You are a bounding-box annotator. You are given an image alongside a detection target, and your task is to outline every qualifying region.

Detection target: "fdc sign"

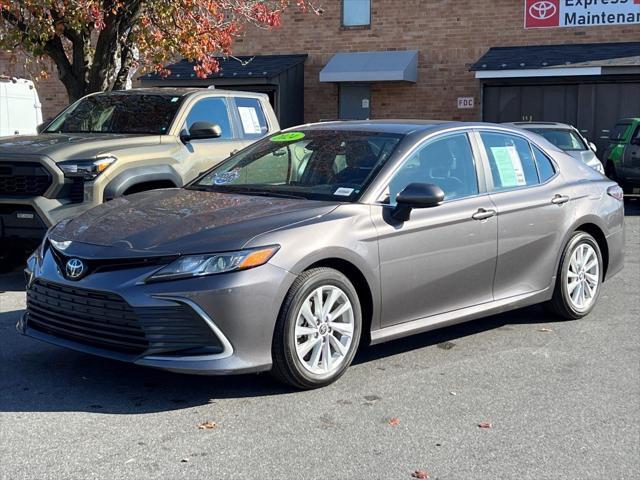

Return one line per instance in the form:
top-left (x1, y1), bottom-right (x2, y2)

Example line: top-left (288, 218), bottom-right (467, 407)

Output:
top-left (524, 0), bottom-right (640, 28)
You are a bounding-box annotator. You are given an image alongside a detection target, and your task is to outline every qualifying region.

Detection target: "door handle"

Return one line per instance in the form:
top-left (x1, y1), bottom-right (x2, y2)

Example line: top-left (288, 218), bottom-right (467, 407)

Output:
top-left (551, 194), bottom-right (570, 205)
top-left (472, 208), bottom-right (497, 221)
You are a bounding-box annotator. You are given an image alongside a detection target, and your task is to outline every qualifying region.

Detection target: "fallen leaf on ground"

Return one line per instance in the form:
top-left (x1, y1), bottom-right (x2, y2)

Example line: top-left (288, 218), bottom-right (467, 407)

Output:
top-left (537, 327), bottom-right (553, 332)
top-left (388, 417), bottom-right (400, 426)
top-left (197, 421), bottom-right (218, 430)
top-left (411, 470), bottom-right (430, 479)
top-left (478, 422), bottom-right (492, 429)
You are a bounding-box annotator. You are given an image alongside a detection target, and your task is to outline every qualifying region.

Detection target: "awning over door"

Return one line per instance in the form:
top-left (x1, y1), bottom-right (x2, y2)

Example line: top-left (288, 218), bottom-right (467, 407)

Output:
top-left (319, 50), bottom-right (418, 83)
top-left (471, 42), bottom-right (640, 79)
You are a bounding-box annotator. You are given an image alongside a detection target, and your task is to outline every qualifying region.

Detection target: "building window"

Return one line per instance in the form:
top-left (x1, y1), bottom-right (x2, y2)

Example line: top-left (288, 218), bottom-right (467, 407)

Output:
top-left (342, 0), bottom-right (370, 27)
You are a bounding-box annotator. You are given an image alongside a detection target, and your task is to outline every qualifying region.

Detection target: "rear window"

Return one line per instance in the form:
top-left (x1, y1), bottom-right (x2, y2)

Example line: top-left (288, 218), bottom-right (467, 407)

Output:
top-left (235, 97), bottom-right (269, 139)
top-left (609, 123), bottom-right (631, 143)
top-left (529, 128), bottom-right (586, 151)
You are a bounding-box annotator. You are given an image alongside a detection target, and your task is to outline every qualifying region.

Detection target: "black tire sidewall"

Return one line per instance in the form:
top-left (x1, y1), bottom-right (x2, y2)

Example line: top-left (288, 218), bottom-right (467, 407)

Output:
top-left (280, 269), bottom-right (361, 388)
top-left (558, 232), bottom-right (603, 317)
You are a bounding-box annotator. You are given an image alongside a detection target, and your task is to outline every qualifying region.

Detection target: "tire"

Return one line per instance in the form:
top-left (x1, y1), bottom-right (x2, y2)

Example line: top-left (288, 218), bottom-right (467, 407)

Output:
top-left (544, 231), bottom-right (603, 320)
top-left (271, 267), bottom-right (362, 389)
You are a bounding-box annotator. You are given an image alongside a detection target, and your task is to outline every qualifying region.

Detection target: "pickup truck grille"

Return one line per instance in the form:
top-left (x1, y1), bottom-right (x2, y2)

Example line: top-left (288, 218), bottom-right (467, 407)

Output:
top-left (0, 161), bottom-right (52, 197)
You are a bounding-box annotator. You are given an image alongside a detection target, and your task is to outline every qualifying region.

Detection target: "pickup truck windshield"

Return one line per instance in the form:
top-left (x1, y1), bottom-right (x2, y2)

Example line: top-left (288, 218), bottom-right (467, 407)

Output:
top-left (189, 130), bottom-right (404, 201)
top-left (45, 93), bottom-right (183, 135)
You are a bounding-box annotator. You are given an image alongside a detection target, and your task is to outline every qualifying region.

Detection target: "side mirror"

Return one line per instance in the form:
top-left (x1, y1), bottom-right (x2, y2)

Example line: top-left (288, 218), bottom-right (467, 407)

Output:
top-left (180, 122), bottom-right (222, 143)
top-left (588, 141), bottom-right (598, 152)
top-left (392, 183), bottom-right (445, 221)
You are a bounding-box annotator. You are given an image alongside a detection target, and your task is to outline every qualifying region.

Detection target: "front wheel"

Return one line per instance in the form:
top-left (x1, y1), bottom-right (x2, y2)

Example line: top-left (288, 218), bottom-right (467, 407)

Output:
top-left (545, 231), bottom-right (603, 320)
top-left (271, 268), bottom-right (362, 389)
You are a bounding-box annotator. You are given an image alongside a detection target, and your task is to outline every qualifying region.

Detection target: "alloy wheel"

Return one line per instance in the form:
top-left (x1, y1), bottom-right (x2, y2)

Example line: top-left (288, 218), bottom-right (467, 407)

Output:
top-left (566, 243), bottom-right (600, 311)
top-left (294, 285), bottom-right (355, 375)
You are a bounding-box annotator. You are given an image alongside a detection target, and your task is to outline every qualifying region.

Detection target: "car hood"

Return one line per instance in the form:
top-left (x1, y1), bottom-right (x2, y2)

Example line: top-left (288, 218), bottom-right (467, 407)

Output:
top-left (0, 133), bottom-right (160, 161)
top-left (49, 189), bottom-right (338, 257)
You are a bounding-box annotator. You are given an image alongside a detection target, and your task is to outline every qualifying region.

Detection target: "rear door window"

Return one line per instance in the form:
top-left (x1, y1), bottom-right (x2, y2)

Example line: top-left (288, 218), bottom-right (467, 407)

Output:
top-left (234, 97), bottom-right (269, 139)
top-left (480, 132), bottom-right (540, 191)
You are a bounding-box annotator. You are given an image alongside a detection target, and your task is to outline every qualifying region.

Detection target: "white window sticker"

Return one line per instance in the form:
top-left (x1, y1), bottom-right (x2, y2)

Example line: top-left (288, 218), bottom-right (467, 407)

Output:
top-left (238, 106), bottom-right (262, 134)
top-left (334, 187), bottom-right (355, 196)
top-left (491, 146), bottom-right (527, 187)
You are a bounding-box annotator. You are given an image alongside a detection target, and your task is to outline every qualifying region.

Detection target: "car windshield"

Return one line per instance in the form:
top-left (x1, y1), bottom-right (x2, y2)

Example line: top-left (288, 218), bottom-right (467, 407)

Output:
top-left (44, 93), bottom-right (184, 135)
top-left (188, 130), bottom-right (404, 201)
top-left (608, 123), bottom-right (631, 143)
top-left (529, 128), bottom-right (587, 151)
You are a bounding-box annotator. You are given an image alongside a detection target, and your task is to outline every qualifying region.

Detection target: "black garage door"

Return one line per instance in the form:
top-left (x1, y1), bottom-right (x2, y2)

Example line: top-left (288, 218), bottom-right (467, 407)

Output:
top-left (483, 80), bottom-right (640, 153)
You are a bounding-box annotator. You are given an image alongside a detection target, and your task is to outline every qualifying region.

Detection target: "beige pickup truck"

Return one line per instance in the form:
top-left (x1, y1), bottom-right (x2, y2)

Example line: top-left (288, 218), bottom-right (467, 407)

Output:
top-left (0, 88), bottom-right (279, 266)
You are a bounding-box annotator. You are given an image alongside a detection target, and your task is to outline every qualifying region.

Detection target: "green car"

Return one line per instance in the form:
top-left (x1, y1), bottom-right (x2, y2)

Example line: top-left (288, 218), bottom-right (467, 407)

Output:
top-left (604, 118), bottom-right (640, 194)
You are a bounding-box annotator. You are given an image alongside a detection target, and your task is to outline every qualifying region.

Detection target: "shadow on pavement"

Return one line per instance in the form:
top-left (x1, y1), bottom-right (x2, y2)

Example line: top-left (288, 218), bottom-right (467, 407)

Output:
top-left (0, 271), bottom-right (25, 293)
top-left (624, 196), bottom-right (640, 216)
top-left (0, 303), bottom-right (553, 415)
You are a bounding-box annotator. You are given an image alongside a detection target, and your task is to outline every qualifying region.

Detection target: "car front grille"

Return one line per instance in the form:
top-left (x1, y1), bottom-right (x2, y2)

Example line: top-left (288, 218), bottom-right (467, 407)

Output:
top-left (26, 280), bottom-right (223, 356)
top-left (0, 161), bottom-right (52, 197)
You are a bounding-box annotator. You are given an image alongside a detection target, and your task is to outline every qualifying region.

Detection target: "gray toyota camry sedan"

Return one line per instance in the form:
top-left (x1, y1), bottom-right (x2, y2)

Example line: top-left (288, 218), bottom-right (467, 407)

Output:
top-left (20, 121), bottom-right (625, 389)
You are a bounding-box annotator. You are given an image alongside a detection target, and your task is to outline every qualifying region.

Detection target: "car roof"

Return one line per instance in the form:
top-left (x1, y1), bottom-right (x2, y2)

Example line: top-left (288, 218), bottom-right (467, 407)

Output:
top-left (285, 120), bottom-right (556, 137)
top-left (505, 121), bottom-right (575, 130)
top-left (89, 87), bottom-right (261, 98)
top-left (286, 120), bottom-right (469, 135)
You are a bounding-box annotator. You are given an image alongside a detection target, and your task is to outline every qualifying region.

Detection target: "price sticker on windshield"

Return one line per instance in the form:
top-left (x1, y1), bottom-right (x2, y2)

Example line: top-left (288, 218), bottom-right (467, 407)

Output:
top-left (271, 132), bottom-right (305, 142)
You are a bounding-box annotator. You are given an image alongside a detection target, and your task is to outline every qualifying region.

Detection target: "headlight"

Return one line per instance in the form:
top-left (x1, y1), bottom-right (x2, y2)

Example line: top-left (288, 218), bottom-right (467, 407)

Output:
top-left (58, 156), bottom-right (116, 180)
top-left (146, 246), bottom-right (280, 282)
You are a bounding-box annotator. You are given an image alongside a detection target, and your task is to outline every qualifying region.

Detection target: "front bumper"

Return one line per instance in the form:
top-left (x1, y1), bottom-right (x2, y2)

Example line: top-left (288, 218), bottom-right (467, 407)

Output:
top-left (0, 195), bottom-right (96, 240)
top-left (20, 247), bottom-right (297, 375)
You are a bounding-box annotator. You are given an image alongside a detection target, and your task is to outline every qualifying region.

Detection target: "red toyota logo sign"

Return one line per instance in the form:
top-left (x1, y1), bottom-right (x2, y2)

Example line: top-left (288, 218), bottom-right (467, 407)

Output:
top-left (525, 0), bottom-right (560, 28)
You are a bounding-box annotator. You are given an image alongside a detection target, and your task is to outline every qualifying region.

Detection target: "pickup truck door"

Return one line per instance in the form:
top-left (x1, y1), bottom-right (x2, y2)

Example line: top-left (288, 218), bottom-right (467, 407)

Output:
top-left (179, 97), bottom-right (243, 182)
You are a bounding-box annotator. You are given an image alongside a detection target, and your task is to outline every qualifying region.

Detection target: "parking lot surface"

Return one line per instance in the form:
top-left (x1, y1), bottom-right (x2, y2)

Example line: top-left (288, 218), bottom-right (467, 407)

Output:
top-left (1, 200), bottom-right (638, 480)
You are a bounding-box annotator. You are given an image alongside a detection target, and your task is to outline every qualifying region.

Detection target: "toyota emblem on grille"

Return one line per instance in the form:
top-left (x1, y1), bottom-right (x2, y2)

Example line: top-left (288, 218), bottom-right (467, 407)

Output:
top-left (529, 1), bottom-right (557, 20)
top-left (65, 258), bottom-right (85, 279)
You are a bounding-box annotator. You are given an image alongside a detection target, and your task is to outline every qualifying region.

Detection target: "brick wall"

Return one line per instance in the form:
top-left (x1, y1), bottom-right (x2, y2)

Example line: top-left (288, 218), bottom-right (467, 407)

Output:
top-left (0, 52), bottom-right (69, 120)
top-left (232, 0), bottom-right (640, 123)
top-left (2, 0), bottom-right (639, 122)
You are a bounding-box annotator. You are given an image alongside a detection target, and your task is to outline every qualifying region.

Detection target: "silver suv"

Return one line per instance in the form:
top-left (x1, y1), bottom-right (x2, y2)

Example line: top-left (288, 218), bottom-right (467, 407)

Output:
top-left (0, 88), bottom-right (278, 259)
top-left (506, 122), bottom-right (604, 174)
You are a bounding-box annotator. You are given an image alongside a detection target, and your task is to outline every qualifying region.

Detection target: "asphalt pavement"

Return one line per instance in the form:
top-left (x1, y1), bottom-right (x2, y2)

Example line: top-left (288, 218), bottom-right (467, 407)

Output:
top-left (1, 199), bottom-right (638, 480)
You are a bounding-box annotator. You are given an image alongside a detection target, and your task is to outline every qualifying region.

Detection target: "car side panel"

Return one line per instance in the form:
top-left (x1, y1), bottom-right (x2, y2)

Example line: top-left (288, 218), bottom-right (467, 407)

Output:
top-left (371, 195), bottom-right (497, 327)
top-left (245, 204), bottom-right (384, 332)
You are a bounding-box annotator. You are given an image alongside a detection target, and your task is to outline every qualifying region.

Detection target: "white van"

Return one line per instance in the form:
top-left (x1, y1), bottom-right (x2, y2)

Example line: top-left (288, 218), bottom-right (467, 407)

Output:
top-left (0, 77), bottom-right (43, 136)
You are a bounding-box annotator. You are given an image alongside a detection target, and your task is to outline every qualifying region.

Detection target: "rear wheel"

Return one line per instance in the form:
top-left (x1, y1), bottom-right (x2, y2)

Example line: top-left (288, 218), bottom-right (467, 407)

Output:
top-left (545, 231), bottom-right (603, 320)
top-left (271, 268), bottom-right (362, 389)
